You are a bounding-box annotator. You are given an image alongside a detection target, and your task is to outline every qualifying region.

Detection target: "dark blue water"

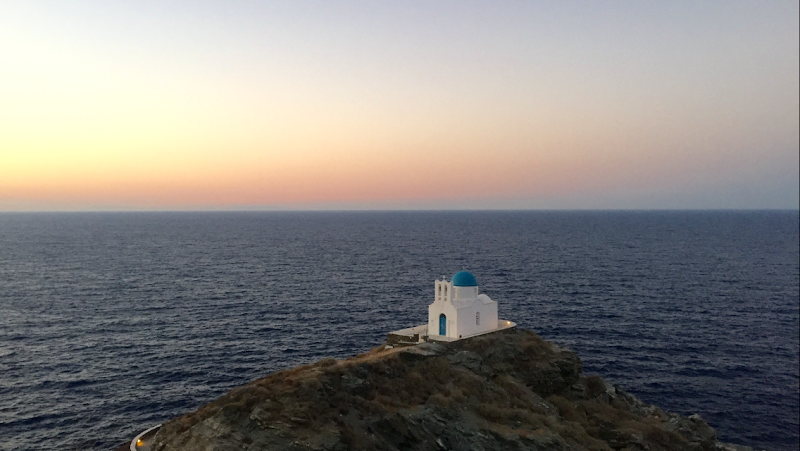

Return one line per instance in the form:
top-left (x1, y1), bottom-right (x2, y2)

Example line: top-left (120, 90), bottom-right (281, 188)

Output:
top-left (0, 211), bottom-right (797, 451)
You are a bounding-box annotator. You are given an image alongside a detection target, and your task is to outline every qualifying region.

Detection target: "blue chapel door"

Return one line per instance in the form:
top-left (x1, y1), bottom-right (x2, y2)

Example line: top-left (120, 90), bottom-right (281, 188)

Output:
top-left (439, 314), bottom-right (446, 336)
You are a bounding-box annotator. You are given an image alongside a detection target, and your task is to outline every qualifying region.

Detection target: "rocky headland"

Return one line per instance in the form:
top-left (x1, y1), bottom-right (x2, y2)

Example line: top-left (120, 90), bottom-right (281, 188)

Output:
top-left (138, 328), bottom-right (759, 451)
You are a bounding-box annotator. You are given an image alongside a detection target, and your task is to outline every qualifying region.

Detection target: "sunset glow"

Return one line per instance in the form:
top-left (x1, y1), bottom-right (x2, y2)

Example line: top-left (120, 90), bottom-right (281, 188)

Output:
top-left (1, 1), bottom-right (798, 210)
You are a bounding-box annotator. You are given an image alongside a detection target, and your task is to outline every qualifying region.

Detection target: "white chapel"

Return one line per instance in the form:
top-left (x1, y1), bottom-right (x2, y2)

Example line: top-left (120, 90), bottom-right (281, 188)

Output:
top-left (427, 271), bottom-right (499, 339)
top-left (386, 271), bottom-right (514, 345)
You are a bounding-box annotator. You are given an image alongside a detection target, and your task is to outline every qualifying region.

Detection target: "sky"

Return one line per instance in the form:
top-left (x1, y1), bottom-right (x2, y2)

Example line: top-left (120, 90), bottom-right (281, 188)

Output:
top-left (1, 1), bottom-right (798, 211)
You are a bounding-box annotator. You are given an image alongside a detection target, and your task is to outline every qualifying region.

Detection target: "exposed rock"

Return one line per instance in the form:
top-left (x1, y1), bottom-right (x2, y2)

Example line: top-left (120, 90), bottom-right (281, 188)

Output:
top-left (145, 328), bottom-right (761, 451)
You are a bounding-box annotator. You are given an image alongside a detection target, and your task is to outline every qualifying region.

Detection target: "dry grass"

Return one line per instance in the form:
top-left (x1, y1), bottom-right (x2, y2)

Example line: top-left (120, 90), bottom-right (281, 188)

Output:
top-left (154, 329), bottom-right (708, 451)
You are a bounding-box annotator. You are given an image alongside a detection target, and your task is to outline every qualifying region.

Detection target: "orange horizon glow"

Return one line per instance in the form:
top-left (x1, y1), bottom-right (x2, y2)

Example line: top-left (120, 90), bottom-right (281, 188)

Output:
top-left (1, 2), bottom-right (798, 210)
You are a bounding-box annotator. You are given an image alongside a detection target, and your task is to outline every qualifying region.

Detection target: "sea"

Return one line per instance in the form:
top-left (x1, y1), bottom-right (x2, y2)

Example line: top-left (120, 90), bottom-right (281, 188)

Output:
top-left (0, 211), bottom-right (797, 451)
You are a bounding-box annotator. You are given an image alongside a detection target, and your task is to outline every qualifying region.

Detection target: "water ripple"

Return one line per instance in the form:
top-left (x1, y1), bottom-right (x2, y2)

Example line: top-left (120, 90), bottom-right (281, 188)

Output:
top-left (0, 211), bottom-right (797, 451)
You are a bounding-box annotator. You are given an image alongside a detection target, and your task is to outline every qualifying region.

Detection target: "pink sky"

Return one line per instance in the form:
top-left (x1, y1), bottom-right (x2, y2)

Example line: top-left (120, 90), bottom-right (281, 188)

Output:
top-left (1, 1), bottom-right (797, 210)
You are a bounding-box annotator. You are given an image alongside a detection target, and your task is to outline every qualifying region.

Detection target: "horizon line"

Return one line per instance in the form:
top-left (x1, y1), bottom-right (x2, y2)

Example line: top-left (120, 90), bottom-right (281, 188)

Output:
top-left (1, 208), bottom-right (797, 214)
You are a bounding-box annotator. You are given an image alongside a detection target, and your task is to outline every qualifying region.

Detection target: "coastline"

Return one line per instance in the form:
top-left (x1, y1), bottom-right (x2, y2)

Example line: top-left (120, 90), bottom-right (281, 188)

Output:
top-left (116, 328), bottom-right (764, 451)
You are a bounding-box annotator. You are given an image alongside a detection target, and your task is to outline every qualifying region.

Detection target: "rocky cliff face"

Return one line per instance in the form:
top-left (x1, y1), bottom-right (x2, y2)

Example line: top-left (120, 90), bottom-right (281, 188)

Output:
top-left (147, 328), bottom-right (757, 451)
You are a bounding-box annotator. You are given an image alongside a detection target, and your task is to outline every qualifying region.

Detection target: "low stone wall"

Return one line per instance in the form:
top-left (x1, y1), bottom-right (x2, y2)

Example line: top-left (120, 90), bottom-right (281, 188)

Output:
top-left (386, 332), bottom-right (420, 347)
top-left (387, 321), bottom-right (517, 347)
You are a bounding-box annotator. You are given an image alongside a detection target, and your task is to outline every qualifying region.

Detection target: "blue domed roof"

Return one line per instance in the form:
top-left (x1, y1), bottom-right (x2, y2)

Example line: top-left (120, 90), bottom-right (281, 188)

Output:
top-left (451, 271), bottom-right (478, 287)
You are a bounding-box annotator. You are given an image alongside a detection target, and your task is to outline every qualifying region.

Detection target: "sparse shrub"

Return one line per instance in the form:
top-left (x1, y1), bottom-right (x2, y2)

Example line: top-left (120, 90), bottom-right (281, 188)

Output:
top-left (340, 422), bottom-right (378, 450)
top-left (642, 424), bottom-right (688, 447)
top-left (476, 402), bottom-right (507, 422)
top-left (548, 395), bottom-right (581, 422)
top-left (584, 375), bottom-right (606, 398)
top-left (318, 357), bottom-right (336, 367)
top-left (427, 393), bottom-right (452, 407)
